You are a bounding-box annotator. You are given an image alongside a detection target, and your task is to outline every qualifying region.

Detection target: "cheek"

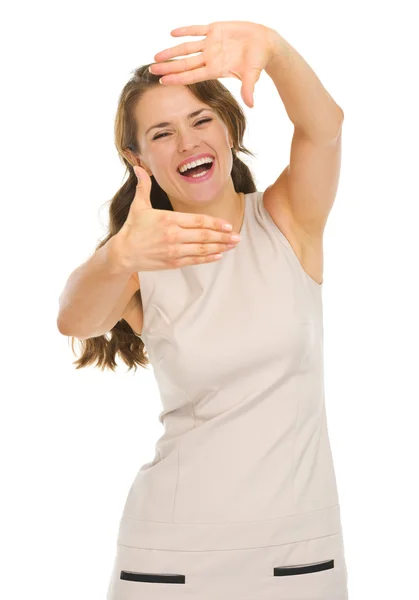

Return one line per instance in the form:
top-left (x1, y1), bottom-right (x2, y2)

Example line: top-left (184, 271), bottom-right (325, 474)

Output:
top-left (149, 149), bottom-right (172, 174)
top-left (220, 148), bottom-right (234, 174)
top-left (150, 152), bottom-right (181, 188)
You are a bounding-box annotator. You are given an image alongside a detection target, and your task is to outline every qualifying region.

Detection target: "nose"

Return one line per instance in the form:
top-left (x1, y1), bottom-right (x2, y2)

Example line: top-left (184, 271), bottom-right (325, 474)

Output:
top-left (177, 127), bottom-right (201, 154)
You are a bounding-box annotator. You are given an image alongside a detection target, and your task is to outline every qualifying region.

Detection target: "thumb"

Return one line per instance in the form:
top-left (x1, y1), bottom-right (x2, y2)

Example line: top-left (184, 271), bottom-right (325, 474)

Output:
top-left (130, 165), bottom-right (152, 211)
top-left (241, 68), bottom-right (261, 108)
top-left (133, 165), bottom-right (148, 183)
top-left (133, 166), bottom-right (139, 179)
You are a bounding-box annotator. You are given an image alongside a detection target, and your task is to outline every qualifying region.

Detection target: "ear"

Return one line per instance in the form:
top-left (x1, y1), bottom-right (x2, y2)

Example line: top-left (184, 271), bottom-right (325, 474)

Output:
top-left (139, 163), bottom-right (153, 177)
top-left (135, 155), bottom-right (153, 177)
top-left (124, 150), bottom-right (153, 177)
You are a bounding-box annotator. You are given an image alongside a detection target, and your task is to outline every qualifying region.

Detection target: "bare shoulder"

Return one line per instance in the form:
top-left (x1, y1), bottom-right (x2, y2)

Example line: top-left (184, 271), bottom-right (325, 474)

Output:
top-left (263, 185), bottom-right (324, 286)
top-left (121, 272), bottom-right (143, 336)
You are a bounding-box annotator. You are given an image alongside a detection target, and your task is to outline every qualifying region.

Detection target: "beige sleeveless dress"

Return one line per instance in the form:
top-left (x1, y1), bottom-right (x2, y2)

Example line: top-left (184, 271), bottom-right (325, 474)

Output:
top-left (106, 190), bottom-right (349, 599)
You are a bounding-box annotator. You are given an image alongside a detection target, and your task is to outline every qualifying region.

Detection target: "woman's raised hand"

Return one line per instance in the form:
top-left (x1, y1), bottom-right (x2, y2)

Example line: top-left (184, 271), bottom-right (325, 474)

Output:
top-left (149, 21), bottom-right (277, 108)
top-left (113, 165), bottom-right (240, 273)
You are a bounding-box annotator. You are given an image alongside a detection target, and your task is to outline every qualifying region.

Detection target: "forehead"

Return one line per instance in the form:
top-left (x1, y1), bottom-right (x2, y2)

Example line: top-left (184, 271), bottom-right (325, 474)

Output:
top-left (136, 85), bottom-right (211, 131)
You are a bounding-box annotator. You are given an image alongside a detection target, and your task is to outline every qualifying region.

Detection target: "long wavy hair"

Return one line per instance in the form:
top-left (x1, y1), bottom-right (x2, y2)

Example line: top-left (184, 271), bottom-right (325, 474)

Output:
top-left (69, 63), bottom-right (257, 372)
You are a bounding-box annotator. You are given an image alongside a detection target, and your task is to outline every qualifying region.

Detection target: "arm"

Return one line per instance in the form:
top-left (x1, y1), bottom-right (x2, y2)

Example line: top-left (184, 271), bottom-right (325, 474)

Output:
top-left (263, 30), bottom-right (344, 237)
top-left (57, 237), bottom-right (134, 338)
top-left (265, 30), bottom-right (344, 140)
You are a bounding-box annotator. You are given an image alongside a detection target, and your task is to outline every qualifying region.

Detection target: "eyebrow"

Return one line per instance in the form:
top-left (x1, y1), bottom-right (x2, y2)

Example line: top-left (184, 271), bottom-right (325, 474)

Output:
top-left (145, 108), bottom-right (213, 136)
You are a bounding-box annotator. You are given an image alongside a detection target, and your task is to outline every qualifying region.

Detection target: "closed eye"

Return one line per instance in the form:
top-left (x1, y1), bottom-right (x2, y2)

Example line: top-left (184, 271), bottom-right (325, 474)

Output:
top-left (153, 118), bottom-right (213, 140)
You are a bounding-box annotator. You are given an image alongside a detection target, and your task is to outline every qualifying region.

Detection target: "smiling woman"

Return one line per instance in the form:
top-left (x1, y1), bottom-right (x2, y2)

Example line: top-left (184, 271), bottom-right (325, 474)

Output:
top-left (58, 18), bottom-right (349, 600)
top-left (63, 62), bottom-right (257, 373)
top-left (131, 82), bottom-right (247, 214)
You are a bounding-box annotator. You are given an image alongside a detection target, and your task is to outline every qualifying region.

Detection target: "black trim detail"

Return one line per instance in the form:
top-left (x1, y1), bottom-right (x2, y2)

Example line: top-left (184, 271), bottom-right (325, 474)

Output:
top-left (274, 559), bottom-right (334, 577)
top-left (120, 570), bottom-right (186, 584)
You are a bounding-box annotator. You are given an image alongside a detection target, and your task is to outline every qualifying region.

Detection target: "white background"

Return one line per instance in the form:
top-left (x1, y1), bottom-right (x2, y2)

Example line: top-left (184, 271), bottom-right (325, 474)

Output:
top-left (1, 1), bottom-right (418, 598)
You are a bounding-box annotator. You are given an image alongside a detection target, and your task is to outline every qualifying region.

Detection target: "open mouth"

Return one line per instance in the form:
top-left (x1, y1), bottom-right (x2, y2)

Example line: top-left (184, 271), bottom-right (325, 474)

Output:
top-left (177, 160), bottom-right (215, 181)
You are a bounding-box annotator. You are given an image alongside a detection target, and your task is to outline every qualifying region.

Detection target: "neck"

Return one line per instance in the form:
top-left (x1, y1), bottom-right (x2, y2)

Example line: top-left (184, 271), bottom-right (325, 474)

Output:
top-left (168, 188), bottom-right (245, 234)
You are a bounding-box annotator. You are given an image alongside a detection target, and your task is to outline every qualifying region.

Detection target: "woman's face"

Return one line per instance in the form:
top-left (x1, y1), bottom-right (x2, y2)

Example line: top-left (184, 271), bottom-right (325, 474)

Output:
top-left (135, 85), bottom-right (234, 205)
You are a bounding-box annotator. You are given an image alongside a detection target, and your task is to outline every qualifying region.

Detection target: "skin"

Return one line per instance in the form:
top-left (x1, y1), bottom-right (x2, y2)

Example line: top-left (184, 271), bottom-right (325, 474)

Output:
top-left (130, 84), bottom-right (245, 232)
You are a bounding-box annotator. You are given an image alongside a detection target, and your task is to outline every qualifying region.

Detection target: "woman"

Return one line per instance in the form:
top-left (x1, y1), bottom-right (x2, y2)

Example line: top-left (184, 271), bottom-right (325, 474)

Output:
top-left (58, 20), bottom-right (347, 600)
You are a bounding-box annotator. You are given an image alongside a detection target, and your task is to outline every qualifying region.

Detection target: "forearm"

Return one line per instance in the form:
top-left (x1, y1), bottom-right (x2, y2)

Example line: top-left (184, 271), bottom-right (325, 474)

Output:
top-left (265, 29), bottom-right (344, 140)
top-left (57, 237), bottom-right (131, 337)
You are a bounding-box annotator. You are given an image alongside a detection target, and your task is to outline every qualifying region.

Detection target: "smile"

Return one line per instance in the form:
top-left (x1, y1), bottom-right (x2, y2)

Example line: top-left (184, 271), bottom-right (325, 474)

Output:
top-left (177, 160), bottom-right (215, 184)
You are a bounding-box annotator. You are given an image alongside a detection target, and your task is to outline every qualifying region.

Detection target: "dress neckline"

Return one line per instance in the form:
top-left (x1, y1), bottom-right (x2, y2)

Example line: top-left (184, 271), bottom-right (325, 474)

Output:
top-left (237, 192), bottom-right (247, 235)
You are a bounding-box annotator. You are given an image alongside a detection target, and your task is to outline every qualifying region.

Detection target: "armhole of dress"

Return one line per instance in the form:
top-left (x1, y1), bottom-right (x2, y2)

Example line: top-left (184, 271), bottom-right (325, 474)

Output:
top-left (257, 191), bottom-right (323, 290)
top-left (133, 272), bottom-right (144, 339)
top-left (257, 190), bottom-right (294, 250)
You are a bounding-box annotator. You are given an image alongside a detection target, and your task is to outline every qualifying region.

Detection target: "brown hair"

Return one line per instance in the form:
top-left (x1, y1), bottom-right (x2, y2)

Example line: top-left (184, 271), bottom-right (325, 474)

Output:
top-left (69, 63), bottom-right (257, 372)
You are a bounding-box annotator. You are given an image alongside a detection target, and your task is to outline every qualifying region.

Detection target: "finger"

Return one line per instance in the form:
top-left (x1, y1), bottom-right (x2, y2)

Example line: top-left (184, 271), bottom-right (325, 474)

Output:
top-left (150, 53), bottom-right (204, 77)
top-left (177, 211), bottom-right (233, 233)
top-left (160, 65), bottom-right (209, 86)
top-left (169, 25), bottom-right (210, 37)
top-left (154, 40), bottom-right (203, 62)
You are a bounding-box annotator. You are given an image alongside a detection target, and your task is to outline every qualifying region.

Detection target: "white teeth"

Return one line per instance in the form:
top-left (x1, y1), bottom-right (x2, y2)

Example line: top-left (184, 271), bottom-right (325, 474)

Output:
top-left (178, 156), bottom-right (214, 173)
top-left (190, 168), bottom-right (210, 178)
